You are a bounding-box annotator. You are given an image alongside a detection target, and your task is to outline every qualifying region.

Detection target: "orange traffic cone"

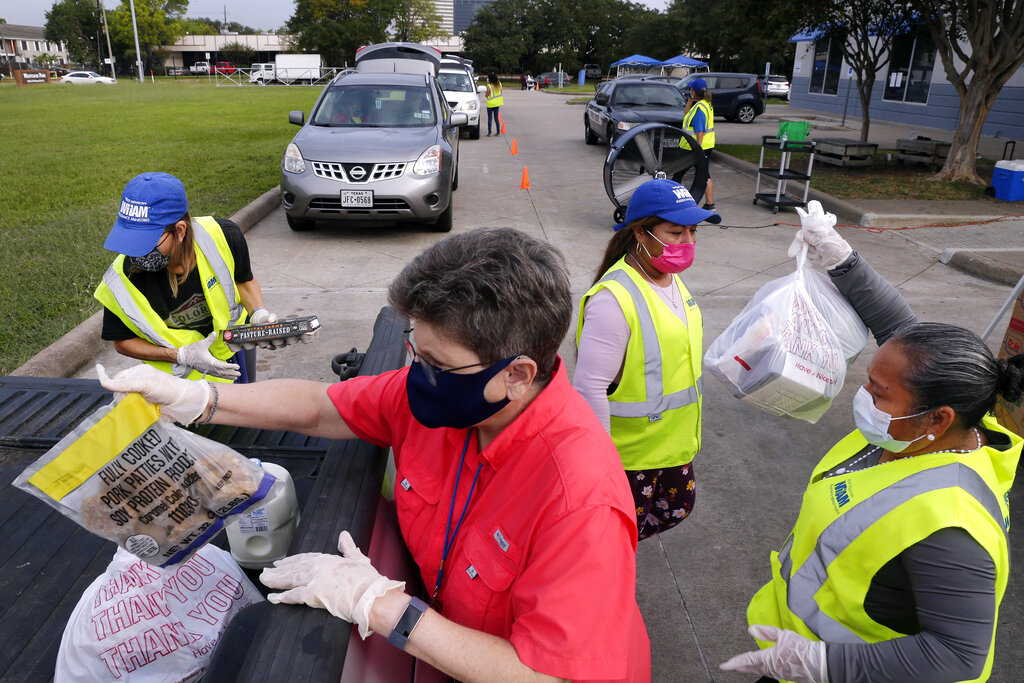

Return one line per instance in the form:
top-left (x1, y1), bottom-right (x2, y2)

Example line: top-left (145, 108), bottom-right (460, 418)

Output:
top-left (510, 138), bottom-right (518, 155)
top-left (535, 81), bottom-right (539, 91)
top-left (500, 120), bottom-right (506, 134)
top-left (520, 166), bottom-right (531, 189)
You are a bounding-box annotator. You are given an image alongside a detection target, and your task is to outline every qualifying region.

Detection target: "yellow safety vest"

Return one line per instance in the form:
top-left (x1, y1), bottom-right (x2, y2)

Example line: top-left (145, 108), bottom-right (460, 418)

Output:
top-left (747, 415), bottom-right (1021, 683)
top-left (680, 100), bottom-right (715, 150)
top-left (576, 257), bottom-right (703, 469)
top-left (94, 216), bottom-right (249, 383)
top-left (486, 82), bottom-right (503, 108)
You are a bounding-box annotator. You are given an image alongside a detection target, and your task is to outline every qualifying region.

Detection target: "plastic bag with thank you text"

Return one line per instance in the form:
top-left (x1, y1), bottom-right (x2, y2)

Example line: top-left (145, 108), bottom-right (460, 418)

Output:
top-left (703, 244), bottom-right (869, 423)
top-left (14, 392), bottom-right (279, 567)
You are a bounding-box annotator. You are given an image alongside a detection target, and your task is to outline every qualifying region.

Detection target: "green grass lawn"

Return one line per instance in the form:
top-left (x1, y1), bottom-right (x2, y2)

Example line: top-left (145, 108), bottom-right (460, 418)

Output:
top-left (0, 80), bottom-right (320, 375)
top-left (716, 143), bottom-right (992, 201)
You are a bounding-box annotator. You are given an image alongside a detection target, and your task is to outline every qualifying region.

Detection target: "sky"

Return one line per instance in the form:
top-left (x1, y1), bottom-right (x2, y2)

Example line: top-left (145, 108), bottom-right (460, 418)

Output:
top-left (1, 0), bottom-right (671, 32)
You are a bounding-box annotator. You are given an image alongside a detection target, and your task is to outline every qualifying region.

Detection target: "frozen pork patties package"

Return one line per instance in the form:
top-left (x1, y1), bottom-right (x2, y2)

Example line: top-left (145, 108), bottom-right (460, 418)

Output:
top-left (14, 393), bottom-right (277, 567)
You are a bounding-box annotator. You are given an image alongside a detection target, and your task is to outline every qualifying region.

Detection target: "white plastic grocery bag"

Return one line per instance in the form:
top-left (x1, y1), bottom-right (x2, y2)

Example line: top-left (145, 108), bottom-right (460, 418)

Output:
top-left (55, 544), bottom-right (263, 683)
top-left (14, 393), bottom-right (278, 567)
top-left (704, 245), bottom-right (868, 423)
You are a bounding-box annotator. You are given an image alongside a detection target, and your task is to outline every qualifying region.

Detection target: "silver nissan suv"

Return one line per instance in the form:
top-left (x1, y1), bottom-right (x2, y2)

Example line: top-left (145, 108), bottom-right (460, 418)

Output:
top-left (280, 43), bottom-right (469, 232)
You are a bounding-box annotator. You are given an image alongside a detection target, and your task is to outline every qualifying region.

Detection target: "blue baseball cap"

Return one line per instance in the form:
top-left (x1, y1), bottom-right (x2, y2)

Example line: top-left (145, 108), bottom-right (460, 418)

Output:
top-left (614, 179), bottom-right (721, 231)
top-left (689, 77), bottom-right (708, 92)
top-left (104, 172), bottom-right (189, 256)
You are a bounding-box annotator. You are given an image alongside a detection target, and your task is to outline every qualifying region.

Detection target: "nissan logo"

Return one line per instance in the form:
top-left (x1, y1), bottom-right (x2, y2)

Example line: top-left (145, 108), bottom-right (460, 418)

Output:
top-left (349, 166), bottom-right (367, 180)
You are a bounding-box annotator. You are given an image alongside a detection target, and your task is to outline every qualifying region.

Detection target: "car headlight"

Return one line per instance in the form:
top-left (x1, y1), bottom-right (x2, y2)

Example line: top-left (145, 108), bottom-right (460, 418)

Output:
top-left (616, 121), bottom-right (637, 131)
top-left (456, 100), bottom-right (479, 112)
top-left (413, 145), bottom-right (441, 175)
top-left (283, 143), bottom-right (306, 174)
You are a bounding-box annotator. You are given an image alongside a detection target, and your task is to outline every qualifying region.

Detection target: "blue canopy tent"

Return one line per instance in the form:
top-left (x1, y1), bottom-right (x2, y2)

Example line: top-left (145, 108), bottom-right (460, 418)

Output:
top-left (659, 55), bottom-right (709, 77)
top-left (610, 54), bottom-right (663, 77)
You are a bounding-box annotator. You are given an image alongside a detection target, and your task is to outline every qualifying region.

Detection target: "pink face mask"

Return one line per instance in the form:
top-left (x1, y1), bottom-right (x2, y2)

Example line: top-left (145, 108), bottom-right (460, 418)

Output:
top-left (644, 230), bottom-right (695, 273)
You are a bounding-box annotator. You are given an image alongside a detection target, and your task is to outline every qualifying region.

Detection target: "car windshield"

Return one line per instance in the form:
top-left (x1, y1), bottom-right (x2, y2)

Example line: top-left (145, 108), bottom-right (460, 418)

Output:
top-left (438, 71), bottom-right (473, 92)
top-left (612, 84), bottom-right (686, 107)
top-left (769, 76), bottom-right (787, 83)
top-left (311, 85), bottom-right (436, 127)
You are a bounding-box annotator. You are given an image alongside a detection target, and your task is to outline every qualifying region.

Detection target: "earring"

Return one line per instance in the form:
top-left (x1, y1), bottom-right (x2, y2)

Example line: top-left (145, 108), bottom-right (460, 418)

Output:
top-left (926, 434), bottom-right (935, 441)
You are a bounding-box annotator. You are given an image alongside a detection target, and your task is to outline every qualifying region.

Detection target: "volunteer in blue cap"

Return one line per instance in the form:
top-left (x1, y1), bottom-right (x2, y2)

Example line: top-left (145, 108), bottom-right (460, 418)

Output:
top-left (679, 77), bottom-right (716, 210)
top-left (574, 178), bottom-right (720, 539)
top-left (94, 172), bottom-right (281, 383)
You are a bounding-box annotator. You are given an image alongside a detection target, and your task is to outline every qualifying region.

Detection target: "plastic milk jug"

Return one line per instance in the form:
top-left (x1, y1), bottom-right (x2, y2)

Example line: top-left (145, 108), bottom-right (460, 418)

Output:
top-left (225, 459), bottom-right (300, 569)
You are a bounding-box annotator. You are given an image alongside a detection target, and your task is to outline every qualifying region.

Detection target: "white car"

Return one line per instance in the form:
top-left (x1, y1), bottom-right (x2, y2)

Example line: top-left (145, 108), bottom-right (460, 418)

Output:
top-left (437, 66), bottom-right (481, 140)
top-left (764, 75), bottom-right (791, 99)
top-left (61, 71), bottom-right (115, 85)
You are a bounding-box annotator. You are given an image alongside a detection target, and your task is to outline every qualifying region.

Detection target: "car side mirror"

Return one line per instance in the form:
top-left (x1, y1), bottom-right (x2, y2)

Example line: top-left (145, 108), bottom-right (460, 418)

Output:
top-left (477, 85), bottom-right (487, 94)
top-left (289, 111), bottom-right (305, 126)
top-left (450, 112), bottom-right (470, 127)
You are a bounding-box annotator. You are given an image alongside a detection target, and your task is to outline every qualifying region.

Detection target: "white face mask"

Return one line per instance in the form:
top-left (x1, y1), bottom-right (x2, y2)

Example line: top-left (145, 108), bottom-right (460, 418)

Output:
top-left (853, 386), bottom-right (931, 453)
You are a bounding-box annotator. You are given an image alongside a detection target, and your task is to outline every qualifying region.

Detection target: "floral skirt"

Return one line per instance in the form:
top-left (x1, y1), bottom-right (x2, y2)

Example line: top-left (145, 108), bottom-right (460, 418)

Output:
top-left (626, 463), bottom-right (696, 540)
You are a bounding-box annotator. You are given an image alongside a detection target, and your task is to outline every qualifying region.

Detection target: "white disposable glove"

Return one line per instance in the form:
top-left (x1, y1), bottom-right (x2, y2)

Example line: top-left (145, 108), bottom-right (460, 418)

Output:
top-left (177, 331), bottom-right (241, 379)
top-left (720, 625), bottom-right (829, 683)
top-left (787, 200), bottom-right (852, 269)
top-left (96, 363), bottom-right (211, 425)
top-left (260, 530), bottom-right (406, 639)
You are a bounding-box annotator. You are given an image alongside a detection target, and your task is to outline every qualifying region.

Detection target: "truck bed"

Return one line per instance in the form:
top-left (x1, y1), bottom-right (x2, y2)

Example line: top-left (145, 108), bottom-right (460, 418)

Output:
top-left (0, 307), bottom-right (408, 682)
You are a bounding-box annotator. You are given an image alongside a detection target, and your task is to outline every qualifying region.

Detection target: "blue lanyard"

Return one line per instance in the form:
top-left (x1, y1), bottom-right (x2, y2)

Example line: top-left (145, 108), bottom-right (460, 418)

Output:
top-left (432, 429), bottom-right (483, 607)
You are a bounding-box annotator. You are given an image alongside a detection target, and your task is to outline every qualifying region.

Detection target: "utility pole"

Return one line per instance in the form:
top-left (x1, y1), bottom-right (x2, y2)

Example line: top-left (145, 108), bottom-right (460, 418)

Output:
top-left (99, 0), bottom-right (116, 79)
top-left (128, 0), bottom-right (144, 81)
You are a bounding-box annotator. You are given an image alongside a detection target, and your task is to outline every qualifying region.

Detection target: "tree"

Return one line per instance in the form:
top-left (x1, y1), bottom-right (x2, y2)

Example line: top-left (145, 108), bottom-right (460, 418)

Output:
top-left (179, 17), bottom-right (261, 35)
top-left (392, 0), bottom-right (445, 43)
top-left (108, 0), bottom-right (188, 71)
top-left (220, 40), bottom-right (255, 66)
top-left (287, 0), bottom-right (399, 67)
top-left (461, 0), bottom-right (538, 73)
top-left (905, 0), bottom-right (1024, 185)
top-left (44, 0), bottom-right (102, 65)
top-left (801, 2), bottom-right (915, 142)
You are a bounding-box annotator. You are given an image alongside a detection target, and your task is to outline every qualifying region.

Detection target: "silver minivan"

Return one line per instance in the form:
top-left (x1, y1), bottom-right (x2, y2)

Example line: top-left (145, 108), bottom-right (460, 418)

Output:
top-left (280, 44), bottom-right (469, 232)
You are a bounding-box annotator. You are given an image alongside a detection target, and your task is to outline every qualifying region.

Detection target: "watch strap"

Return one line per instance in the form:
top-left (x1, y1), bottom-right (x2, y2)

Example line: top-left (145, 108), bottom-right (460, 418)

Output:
top-left (387, 596), bottom-right (428, 650)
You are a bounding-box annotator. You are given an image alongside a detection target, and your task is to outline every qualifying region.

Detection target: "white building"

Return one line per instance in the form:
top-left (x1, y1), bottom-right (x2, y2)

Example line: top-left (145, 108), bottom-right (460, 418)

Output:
top-left (0, 24), bottom-right (70, 72)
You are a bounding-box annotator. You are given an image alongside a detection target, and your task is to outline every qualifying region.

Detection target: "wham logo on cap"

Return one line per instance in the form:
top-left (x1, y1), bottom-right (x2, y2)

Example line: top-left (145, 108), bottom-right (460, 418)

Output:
top-left (614, 178), bottom-right (721, 230)
top-left (103, 172), bottom-right (190, 257)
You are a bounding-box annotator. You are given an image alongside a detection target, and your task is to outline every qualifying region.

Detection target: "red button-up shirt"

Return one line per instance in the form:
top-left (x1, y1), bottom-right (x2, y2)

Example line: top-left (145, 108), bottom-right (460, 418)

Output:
top-left (327, 359), bottom-right (650, 681)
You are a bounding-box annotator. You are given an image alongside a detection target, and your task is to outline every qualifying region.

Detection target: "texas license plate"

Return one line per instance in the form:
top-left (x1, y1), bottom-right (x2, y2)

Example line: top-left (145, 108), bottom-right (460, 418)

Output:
top-left (341, 190), bottom-right (373, 208)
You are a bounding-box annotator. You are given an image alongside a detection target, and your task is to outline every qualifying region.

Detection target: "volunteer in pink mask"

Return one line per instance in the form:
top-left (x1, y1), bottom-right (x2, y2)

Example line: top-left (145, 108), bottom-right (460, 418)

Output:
top-left (574, 178), bottom-right (721, 539)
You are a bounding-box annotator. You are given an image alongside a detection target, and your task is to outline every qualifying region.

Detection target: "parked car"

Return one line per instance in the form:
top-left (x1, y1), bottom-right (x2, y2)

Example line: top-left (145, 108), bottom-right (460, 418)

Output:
top-left (584, 77), bottom-right (690, 145)
top-left (280, 43), bottom-right (469, 233)
top-left (537, 70), bottom-right (572, 88)
top-left (583, 63), bottom-right (602, 80)
top-left (213, 61), bottom-right (236, 75)
top-left (189, 61), bottom-right (210, 74)
top-left (437, 65), bottom-right (481, 140)
top-left (616, 74), bottom-right (681, 85)
top-left (677, 72), bottom-right (764, 123)
top-left (167, 67), bottom-right (185, 76)
top-left (60, 70), bottom-right (115, 85)
top-left (759, 74), bottom-right (791, 99)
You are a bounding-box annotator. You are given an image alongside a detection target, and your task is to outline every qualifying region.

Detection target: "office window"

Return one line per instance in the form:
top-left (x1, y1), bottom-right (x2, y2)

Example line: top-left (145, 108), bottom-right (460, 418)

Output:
top-left (808, 37), bottom-right (843, 95)
top-left (883, 32), bottom-right (936, 103)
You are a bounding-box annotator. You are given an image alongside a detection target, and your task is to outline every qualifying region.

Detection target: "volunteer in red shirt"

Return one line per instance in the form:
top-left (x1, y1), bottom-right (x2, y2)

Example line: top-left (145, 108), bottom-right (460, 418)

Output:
top-left (99, 227), bottom-right (651, 682)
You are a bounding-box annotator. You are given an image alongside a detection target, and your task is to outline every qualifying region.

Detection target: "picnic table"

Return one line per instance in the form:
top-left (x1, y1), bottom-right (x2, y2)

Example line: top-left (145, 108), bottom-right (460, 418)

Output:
top-left (895, 137), bottom-right (950, 169)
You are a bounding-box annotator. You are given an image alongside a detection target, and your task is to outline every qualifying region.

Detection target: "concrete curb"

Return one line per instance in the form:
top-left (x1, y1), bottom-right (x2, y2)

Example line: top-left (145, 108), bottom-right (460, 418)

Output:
top-left (12, 187), bottom-right (283, 379)
top-left (944, 251), bottom-right (1024, 287)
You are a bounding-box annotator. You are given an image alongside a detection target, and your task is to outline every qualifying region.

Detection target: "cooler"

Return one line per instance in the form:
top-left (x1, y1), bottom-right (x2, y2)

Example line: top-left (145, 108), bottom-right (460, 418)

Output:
top-left (992, 160), bottom-right (1024, 201)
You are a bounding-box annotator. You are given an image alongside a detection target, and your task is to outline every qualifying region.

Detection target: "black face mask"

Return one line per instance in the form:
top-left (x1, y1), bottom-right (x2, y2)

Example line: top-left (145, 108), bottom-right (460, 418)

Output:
top-left (405, 356), bottom-right (517, 429)
top-left (128, 244), bottom-right (170, 272)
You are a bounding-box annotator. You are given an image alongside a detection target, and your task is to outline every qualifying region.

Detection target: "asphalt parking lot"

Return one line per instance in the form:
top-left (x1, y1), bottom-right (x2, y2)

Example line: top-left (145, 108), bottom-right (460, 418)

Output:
top-left (78, 88), bottom-right (1024, 682)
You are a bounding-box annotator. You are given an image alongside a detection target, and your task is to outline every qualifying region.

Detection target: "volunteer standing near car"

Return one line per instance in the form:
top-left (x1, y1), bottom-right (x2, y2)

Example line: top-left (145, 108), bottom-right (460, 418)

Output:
top-left (99, 228), bottom-right (651, 682)
top-left (95, 172), bottom-right (280, 384)
top-left (720, 202), bottom-right (1024, 683)
top-left (680, 77), bottom-right (716, 210)
top-left (485, 72), bottom-right (502, 136)
top-left (575, 178), bottom-right (721, 539)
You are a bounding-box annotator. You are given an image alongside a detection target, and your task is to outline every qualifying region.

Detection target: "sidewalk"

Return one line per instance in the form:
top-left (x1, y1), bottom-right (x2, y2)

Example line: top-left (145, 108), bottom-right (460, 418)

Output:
top-left (709, 105), bottom-right (1024, 288)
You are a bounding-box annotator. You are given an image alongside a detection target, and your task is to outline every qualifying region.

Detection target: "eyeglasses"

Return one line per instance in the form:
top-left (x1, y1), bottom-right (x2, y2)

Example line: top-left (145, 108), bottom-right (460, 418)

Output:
top-left (402, 328), bottom-right (497, 387)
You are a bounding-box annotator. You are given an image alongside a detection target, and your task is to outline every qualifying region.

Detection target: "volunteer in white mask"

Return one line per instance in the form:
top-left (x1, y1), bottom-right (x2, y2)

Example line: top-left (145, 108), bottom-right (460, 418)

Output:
top-left (574, 178), bottom-right (721, 540)
top-left (720, 201), bottom-right (1024, 683)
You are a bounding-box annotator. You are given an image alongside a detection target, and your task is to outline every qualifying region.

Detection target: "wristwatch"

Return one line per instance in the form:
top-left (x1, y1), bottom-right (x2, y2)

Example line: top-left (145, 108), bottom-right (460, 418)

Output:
top-left (387, 596), bottom-right (429, 650)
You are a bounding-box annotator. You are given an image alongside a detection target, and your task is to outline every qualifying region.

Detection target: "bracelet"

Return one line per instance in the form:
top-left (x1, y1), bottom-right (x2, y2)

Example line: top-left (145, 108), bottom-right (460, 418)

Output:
top-left (197, 382), bottom-right (218, 426)
top-left (387, 597), bottom-right (428, 651)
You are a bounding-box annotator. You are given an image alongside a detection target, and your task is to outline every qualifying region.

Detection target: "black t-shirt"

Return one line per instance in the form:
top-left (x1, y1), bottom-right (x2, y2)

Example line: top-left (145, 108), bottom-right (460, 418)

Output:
top-left (101, 219), bottom-right (254, 341)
